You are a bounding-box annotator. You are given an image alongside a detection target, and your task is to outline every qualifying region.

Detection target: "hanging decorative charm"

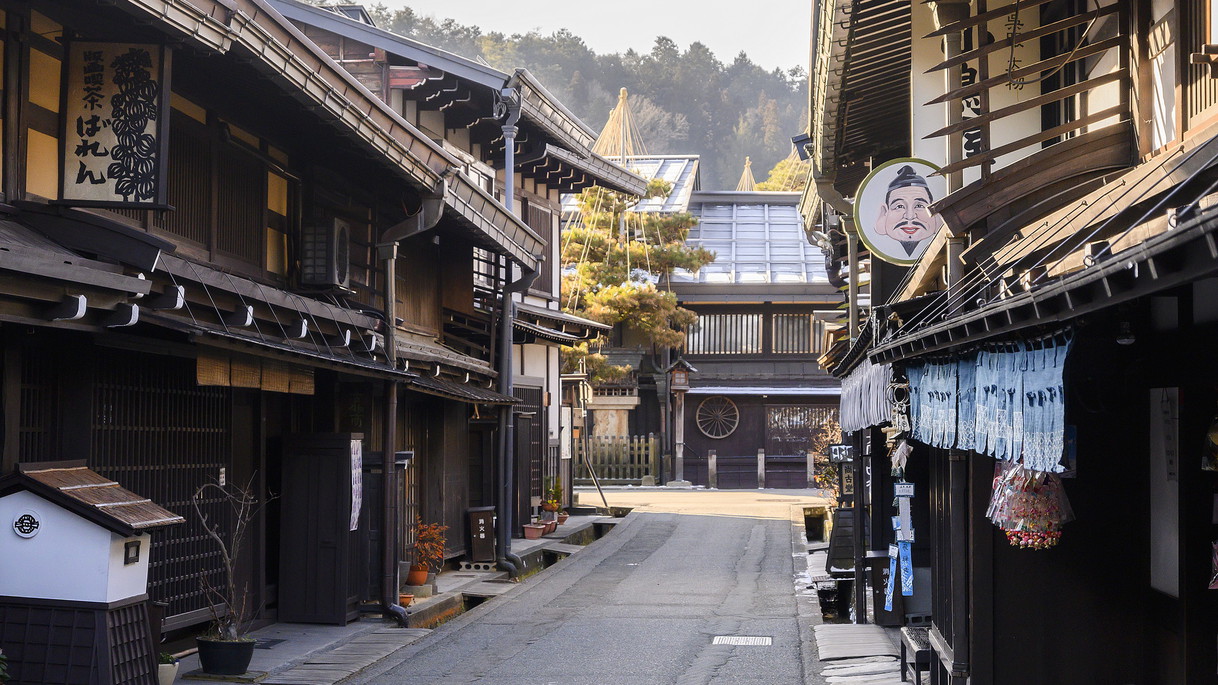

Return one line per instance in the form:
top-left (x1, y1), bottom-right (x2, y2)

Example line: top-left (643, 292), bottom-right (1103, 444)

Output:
top-left (986, 462), bottom-right (1074, 549)
top-left (888, 374), bottom-right (912, 434)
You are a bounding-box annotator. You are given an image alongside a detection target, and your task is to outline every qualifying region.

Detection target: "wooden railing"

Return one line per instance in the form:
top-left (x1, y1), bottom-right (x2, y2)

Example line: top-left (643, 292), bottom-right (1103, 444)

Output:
top-left (574, 434), bottom-right (660, 485)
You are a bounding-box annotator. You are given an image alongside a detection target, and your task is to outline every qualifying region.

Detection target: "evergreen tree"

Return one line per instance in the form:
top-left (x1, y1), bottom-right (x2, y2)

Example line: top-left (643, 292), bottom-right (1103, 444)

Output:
top-left (560, 182), bottom-right (714, 381)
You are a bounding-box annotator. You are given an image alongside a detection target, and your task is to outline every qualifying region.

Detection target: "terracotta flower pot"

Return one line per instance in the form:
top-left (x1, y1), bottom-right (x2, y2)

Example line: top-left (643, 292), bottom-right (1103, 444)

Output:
top-left (523, 523), bottom-right (545, 539)
top-left (398, 593), bottom-right (414, 606)
top-left (544, 520), bottom-right (557, 534)
top-left (405, 564), bottom-right (429, 586)
top-left (557, 512), bottom-right (569, 525)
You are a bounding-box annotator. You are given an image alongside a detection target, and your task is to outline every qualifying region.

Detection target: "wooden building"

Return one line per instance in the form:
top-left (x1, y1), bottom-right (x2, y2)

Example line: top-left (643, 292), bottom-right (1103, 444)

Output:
top-left (266, 0), bottom-right (643, 539)
top-left (808, 0), bottom-right (1218, 681)
top-left (669, 191), bottom-right (841, 488)
top-left (0, 0), bottom-right (619, 638)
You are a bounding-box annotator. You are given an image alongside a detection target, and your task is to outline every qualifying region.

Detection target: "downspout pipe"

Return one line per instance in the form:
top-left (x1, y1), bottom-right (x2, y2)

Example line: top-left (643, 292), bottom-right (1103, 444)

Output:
top-left (497, 265), bottom-right (535, 577)
top-left (378, 178), bottom-right (447, 625)
top-left (495, 86), bottom-right (534, 577)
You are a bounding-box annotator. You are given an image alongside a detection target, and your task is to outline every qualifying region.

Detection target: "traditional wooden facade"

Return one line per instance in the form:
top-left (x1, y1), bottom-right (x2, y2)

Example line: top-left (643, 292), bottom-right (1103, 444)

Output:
top-left (0, 0), bottom-right (562, 639)
top-left (808, 0), bottom-right (1218, 681)
top-left (255, 1), bottom-right (641, 539)
top-left (668, 191), bottom-right (842, 488)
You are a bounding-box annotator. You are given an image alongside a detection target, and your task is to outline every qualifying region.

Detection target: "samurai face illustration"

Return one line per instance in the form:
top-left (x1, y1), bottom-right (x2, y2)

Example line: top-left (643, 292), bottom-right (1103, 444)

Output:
top-left (875, 165), bottom-right (943, 256)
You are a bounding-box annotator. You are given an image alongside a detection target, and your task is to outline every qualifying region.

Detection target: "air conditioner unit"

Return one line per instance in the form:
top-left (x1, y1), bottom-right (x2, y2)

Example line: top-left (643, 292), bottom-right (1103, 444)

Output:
top-left (300, 216), bottom-right (351, 289)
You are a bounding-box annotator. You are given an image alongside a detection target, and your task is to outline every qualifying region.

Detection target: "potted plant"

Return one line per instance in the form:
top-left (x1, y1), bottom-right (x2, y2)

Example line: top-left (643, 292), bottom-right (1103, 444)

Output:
top-left (157, 652), bottom-right (179, 685)
top-left (406, 516), bottom-right (447, 586)
top-left (192, 477), bottom-right (269, 676)
top-left (540, 477), bottom-right (562, 513)
top-left (557, 510), bottom-right (570, 525)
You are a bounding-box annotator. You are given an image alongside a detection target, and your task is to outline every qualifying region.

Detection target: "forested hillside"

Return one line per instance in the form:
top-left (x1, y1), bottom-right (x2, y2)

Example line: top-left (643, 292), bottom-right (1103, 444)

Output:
top-left (364, 5), bottom-right (808, 189)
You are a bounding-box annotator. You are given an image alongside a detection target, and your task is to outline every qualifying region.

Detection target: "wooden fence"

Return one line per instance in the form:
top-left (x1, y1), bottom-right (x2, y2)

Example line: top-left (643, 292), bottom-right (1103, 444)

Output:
top-left (574, 434), bottom-right (660, 485)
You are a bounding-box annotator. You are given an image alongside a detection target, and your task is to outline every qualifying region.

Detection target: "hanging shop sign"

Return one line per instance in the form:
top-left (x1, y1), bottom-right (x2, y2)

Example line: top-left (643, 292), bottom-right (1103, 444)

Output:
top-left (827, 443), bottom-right (854, 463)
top-left (60, 41), bottom-right (171, 208)
top-left (853, 158), bottom-right (946, 266)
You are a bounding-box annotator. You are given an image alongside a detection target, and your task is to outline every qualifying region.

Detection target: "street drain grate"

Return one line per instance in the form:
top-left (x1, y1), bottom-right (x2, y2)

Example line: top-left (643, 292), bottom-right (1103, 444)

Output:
top-left (712, 636), bottom-right (772, 646)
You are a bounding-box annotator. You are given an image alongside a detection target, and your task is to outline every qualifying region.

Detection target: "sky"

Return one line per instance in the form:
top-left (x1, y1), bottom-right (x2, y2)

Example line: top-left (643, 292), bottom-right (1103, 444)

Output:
top-left (379, 0), bottom-right (813, 73)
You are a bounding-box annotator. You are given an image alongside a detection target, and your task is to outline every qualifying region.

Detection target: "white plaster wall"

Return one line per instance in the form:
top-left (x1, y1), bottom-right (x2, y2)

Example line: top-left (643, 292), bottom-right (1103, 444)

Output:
top-left (593, 409), bottom-right (631, 436)
top-left (0, 490), bottom-right (111, 602)
top-left (1150, 0), bottom-right (1177, 149)
top-left (911, 2), bottom-right (951, 167)
top-left (911, 2), bottom-right (1042, 182)
top-left (560, 406), bottom-right (574, 460)
top-left (547, 345), bottom-right (560, 441)
top-left (521, 343), bottom-right (549, 379)
top-left (106, 532), bottom-right (152, 602)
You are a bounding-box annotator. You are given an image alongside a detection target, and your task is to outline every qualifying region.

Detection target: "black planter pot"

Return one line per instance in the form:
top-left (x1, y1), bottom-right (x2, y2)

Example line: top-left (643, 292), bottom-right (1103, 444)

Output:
top-left (196, 637), bottom-right (256, 675)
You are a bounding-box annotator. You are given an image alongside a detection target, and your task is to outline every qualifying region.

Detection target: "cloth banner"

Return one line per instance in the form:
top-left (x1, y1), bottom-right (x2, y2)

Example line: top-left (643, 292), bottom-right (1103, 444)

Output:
top-left (841, 358), bottom-right (895, 433)
top-left (885, 544), bottom-right (898, 611)
top-left (906, 336), bottom-right (1071, 470)
top-left (899, 541), bottom-right (914, 596)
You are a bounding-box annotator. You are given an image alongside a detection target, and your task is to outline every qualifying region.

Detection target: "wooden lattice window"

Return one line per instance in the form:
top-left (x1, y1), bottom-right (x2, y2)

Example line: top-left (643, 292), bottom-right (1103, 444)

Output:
top-left (90, 352), bottom-right (232, 622)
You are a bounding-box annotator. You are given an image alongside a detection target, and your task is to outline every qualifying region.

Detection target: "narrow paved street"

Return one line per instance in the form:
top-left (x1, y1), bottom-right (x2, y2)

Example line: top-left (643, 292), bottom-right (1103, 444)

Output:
top-left (349, 490), bottom-right (830, 685)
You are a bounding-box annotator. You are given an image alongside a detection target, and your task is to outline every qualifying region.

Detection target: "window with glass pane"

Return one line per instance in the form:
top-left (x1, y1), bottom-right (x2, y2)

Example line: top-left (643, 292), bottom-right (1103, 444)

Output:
top-left (686, 313), bottom-right (761, 354)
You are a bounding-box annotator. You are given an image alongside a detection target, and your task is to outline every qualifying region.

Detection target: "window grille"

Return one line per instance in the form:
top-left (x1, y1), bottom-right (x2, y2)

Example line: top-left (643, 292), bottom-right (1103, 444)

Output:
top-left (89, 352), bottom-right (232, 622)
top-left (773, 313), bottom-right (815, 354)
top-left (686, 313), bottom-right (762, 354)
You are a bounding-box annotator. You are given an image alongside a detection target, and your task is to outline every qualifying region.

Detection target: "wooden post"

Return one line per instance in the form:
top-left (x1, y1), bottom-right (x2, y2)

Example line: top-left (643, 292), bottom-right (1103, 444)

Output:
top-left (670, 390), bottom-right (688, 484)
top-left (757, 449), bottom-right (766, 489)
top-left (708, 449), bottom-right (718, 489)
top-left (649, 433), bottom-right (660, 483)
top-left (806, 448), bottom-right (816, 489)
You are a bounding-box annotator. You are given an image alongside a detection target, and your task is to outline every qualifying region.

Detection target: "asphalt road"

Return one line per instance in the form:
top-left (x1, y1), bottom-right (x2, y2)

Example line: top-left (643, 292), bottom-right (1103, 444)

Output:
top-left (350, 489), bottom-right (830, 685)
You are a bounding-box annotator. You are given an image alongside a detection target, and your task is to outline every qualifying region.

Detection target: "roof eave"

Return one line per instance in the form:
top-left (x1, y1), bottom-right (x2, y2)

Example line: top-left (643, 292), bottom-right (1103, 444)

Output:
top-left (120, 0), bottom-right (457, 194)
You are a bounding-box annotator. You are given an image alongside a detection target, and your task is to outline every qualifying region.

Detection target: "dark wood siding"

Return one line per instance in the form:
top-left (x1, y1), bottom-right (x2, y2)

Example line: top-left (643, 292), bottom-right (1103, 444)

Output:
top-left (441, 239), bottom-right (475, 316)
top-left (396, 235), bottom-right (440, 332)
top-left (525, 202), bottom-right (554, 295)
top-left (19, 342), bottom-right (59, 462)
top-left (279, 433), bottom-right (362, 625)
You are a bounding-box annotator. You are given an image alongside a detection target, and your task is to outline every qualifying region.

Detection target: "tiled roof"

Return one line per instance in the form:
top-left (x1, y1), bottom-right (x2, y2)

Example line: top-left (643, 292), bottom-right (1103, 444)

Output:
top-left (410, 375), bottom-right (518, 405)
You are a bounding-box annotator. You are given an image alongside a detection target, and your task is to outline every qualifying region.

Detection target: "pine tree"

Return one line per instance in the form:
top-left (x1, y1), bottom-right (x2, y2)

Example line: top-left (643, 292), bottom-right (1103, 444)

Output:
top-left (560, 183), bottom-right (714, 381)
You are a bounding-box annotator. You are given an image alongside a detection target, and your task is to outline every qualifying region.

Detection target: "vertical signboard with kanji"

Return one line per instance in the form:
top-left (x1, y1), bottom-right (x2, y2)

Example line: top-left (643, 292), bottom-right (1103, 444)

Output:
top-left (60, 42), bottom-right (171, 207)
top-left (350, 439), bottom-right (363, 532)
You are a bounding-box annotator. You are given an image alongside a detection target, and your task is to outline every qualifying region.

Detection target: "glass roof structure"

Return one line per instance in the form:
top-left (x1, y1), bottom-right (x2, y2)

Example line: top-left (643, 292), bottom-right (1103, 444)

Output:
top-left (561, 155), bottom-right (699, 215)
top-left (671, 191), bottom-right (829, 285)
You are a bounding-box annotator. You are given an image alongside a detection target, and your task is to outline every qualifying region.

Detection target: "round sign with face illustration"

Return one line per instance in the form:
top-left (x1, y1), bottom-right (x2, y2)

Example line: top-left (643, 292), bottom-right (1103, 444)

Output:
top-left (854, 158), bottom-right (946, 266)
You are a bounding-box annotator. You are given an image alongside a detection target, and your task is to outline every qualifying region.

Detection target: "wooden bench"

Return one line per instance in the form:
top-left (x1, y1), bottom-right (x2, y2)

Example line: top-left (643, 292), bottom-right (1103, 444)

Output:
top-left (900, 626), bottom-right (931, 684)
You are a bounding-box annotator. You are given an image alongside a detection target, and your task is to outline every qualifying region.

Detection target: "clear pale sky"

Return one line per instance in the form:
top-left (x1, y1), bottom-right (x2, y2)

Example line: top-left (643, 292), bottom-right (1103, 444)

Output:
top-left (381, 1), bottom-right (813, 73)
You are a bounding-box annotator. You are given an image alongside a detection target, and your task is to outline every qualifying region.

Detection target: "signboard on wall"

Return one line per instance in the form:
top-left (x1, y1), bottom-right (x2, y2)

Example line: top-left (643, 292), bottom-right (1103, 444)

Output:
top-left (350, 439), bottom-right (363, 532)
top-left (853, 158), bottom-right (946, 265)
top-left (60, 41), bottom-right (171, 208)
